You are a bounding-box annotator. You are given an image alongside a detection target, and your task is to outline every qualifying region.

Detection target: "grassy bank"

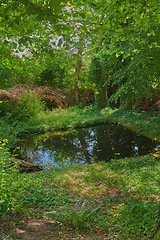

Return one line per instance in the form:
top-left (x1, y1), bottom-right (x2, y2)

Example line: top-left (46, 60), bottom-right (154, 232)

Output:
top-left (1, 105), bottom-right (160, 147)
top-left (0, 105), bottom-right (160, 239)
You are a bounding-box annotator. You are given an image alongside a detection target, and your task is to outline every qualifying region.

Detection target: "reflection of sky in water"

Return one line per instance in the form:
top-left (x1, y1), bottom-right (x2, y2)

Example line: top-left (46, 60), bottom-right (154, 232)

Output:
top-left (89, 129), bottom-right (95, 137)
top-left (30, 147), bottom-right (89, 169)
top-left (17, 124), bottom-right (158, 169)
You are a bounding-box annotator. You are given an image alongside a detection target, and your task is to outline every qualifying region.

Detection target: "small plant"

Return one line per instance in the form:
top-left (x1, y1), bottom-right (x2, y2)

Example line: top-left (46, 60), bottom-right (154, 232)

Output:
top-left (43, 204), bottom-right (101, 229)
top-left (113, 199), bottom-right (159, 239)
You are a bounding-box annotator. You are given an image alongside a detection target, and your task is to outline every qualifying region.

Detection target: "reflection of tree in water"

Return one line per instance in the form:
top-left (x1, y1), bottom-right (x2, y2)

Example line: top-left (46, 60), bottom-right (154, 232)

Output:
top-left (17, 130), bottom-right (94, 167)
top-left (109, 127), bottom-right (135, 158)
top-left (77, 131), bottom-right (92, 164)
top-left (16, 124), bottom-right (157, 168)
top-left (109, 126), bottom-right (155, 157)
top-left (86, 124), bottom-right (157, 161)
top-left (92, 126), bottom-right (114, 162)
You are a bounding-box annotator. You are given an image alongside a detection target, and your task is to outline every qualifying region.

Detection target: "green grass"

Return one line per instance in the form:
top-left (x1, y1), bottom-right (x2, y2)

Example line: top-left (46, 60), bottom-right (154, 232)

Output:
top-left (10, 154), bottom-right (159, 239)
top-left (1, 105), bottom-right (160, 148)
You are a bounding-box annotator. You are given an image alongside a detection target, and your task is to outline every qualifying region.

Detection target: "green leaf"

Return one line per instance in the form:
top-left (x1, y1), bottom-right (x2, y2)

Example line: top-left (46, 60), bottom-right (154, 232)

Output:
top-left (100, 23), bottom-right (110, 30)
top-left (115, 28), bottom-right (123, 33)
top-left (116, 52), bottom-right (119, 58)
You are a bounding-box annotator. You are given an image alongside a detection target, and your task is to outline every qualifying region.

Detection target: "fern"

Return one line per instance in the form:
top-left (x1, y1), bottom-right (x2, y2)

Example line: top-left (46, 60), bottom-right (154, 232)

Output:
top-left (43, 205), bottom-right (101, 229)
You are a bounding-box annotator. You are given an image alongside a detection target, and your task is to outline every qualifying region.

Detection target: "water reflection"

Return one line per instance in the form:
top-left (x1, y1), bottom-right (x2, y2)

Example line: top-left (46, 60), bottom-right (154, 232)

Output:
top-left (16, 124), bottom-right (157, 168)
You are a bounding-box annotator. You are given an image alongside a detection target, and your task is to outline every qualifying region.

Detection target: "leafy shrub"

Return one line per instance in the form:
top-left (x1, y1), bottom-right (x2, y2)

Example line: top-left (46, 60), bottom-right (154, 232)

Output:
top-left (19, 90), bottom-right (45, 118)
top-left (153, 229), bottom-right (160, 240)
top-left (0, 139), bottom-right (18, 215)
top-left (0, 66), bottom-right (14, 89)
top-left (0, 90), bottom-right (45, 123)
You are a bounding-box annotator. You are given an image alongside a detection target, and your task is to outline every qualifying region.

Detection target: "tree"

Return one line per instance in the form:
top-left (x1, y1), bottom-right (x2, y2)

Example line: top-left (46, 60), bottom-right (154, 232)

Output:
top-left (84, 0), bottom-right (160, 109)
top-left (0, 0), bottom-right (70, 86)
top-left (1, 1), bottom-right (95, 102)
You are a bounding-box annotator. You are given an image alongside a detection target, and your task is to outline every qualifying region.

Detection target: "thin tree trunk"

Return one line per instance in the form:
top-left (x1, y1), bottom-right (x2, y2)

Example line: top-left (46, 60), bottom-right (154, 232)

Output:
top-left (74, 47), bottom-right (82, 104)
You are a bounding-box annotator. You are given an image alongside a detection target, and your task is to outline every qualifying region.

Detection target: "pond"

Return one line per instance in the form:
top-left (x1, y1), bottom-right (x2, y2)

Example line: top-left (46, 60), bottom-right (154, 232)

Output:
top-left (15, 123), bottom-right (158, 169)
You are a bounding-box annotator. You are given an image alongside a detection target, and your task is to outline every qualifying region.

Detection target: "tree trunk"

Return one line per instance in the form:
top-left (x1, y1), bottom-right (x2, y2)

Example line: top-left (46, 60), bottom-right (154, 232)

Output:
top-left (12, 159), bottom-right (43, 173)
top-left (74, 79), bottom-right (79, 104)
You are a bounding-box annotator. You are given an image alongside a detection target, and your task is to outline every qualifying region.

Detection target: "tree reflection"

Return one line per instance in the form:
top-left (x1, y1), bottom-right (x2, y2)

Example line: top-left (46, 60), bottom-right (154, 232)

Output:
top-left (92, 126), bottom-right (114, 162)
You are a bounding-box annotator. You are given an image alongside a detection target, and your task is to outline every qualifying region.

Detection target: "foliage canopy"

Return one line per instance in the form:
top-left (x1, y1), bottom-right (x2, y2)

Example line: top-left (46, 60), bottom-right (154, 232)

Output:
top-left (0, 0), bottom-right (160, 107)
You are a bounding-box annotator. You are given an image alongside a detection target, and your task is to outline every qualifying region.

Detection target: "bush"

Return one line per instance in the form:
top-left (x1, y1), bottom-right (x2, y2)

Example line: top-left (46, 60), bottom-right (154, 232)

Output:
top-left (0, 66), bottom-right (14, 89)
top-left (0, 90), bottom-right (45, 123)
top-left (0, 139), bottom-right (18, 215)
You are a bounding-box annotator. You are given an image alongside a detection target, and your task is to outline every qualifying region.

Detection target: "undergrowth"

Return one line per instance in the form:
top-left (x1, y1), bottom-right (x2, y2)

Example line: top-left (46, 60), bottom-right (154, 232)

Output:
top-left (0, 139), bottom-right (19, 215)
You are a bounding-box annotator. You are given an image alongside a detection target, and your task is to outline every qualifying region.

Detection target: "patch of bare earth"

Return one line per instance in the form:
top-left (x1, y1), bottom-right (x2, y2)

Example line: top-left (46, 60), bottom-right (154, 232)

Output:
top-left (0, 214), bottom-right (111, 240)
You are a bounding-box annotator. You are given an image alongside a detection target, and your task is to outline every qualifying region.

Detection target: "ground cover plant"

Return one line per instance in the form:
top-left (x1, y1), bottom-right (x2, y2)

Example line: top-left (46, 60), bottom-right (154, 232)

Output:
top-left (0, 152), bottom-right (159, 239)
top-left (0, 139), bottom-right (19, 215)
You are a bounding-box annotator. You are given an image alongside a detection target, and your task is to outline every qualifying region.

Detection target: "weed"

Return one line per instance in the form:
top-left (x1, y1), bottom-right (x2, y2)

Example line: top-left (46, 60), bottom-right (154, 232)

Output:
top-left (2, 236), bottom-right (14, 240)
top-left (43, 204), bottom-right (101, 229)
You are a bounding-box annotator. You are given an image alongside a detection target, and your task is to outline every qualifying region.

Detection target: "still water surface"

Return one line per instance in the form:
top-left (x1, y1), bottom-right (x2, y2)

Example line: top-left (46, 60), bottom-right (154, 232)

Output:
top-left (16, 124), bottom-right (158, 168)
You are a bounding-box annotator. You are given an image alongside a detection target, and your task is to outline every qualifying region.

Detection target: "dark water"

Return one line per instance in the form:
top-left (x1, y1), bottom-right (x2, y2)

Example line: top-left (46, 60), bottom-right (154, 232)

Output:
top-left (16, 124), bottom-right (158, 168)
